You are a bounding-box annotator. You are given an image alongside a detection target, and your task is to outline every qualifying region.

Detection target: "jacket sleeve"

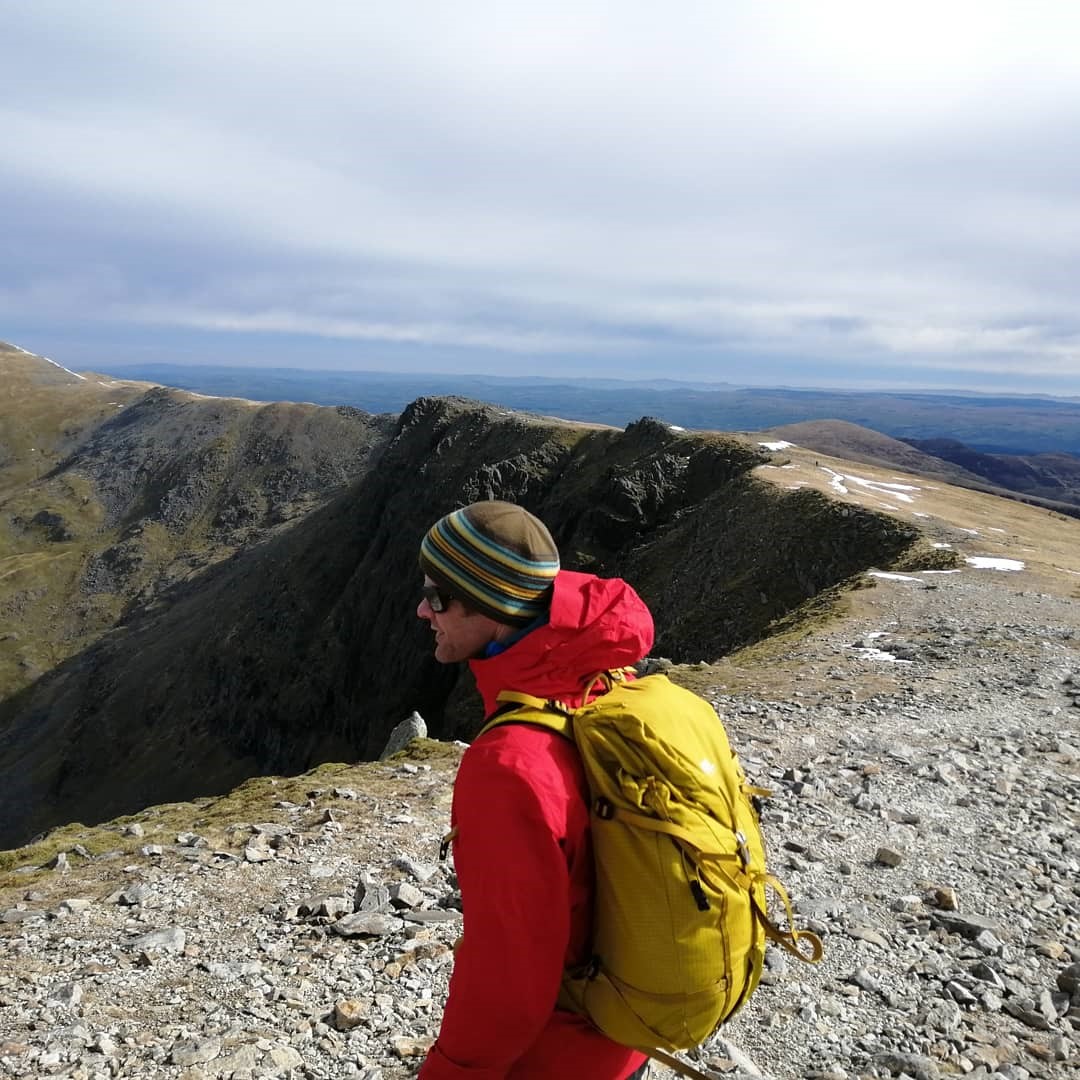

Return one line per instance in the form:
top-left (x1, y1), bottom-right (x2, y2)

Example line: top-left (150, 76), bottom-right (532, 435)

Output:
top-left (419, 739), bottom-right (573, 1079)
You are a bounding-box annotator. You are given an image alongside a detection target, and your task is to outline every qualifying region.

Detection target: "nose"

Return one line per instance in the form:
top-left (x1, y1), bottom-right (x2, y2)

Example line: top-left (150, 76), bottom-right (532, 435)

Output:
top-left (417, 596), bottom-right (434, 621)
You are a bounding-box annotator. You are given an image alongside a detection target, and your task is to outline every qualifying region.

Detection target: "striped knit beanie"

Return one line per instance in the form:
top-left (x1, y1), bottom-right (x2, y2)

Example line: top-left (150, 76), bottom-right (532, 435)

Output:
top-left (419, 501), bottom-right (560, 626)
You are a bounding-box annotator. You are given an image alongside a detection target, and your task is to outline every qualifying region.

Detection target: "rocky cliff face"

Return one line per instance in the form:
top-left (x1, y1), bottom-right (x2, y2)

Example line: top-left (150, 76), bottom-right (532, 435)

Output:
top-left (0, 387), bottom-right (930, 847)
top-left (1, 349), bottom-right (395, 690)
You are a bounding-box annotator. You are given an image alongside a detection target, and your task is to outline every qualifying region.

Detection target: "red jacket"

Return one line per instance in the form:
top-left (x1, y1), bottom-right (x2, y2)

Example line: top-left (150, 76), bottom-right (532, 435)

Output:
top-left (419, 571), bottom-right (655, 1080)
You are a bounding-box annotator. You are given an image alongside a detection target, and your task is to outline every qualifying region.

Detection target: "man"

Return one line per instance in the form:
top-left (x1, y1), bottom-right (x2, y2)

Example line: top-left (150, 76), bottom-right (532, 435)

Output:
top-left (415, 500), bottom-right (652, 1080)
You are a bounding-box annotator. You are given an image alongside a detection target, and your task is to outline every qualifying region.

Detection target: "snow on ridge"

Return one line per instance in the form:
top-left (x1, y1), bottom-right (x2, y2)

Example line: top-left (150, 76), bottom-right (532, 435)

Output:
top-left (759, 440), bottom-right (794, 451)
top-left (819, 466), bottom-right (920, 505)
top-left (45, 357), bottom-right (86, 381)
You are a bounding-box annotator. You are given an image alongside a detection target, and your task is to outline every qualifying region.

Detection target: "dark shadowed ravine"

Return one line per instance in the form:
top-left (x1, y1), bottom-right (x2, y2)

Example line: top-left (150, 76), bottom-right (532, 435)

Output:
top-left (1, 347), bottom-right (938, 847)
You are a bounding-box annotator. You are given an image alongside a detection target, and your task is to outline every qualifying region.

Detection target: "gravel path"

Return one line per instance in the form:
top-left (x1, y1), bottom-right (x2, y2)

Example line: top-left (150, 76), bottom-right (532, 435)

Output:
top-left (0, 564), bottom-right (1077, 1079)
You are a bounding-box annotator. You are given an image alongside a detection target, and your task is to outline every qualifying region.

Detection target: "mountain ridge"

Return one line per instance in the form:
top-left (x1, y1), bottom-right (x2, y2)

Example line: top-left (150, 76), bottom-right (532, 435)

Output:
top-left (0, 345), bottom-right (943, 847)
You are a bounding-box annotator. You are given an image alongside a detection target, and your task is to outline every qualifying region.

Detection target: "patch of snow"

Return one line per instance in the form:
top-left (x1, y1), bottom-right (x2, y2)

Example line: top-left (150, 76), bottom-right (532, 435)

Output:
top-left (932, 543), bottom-right (952, 549)
top-left (965, 556), bottom-right (1025, 571)
top-left (989, 527), bottom-right (1006, 533)
top-left (921, 569), bottom-right (962, 575)
top-left (846, 475), bottom-right (917, 502)
top-left (820, 467), bottom-right (920, 503)
top-left (960, 528), bottom-right (980, 535)
top-left (1055, 567), bottom-right (1080, 576)
top-left (820, 467), bottom-right (849, 495)
top-left (668, 424), bottom-right (686, 432)
top-left (878, 503), bottom-right (899, 510)
top-left (869, 571), bottom-right (922, 583)
top-left (913, 512), bottom-right (929, 518)
top-left (844, 645), bottom-right (912, 664)
top-left (759, 440), bottom-right (794, 451)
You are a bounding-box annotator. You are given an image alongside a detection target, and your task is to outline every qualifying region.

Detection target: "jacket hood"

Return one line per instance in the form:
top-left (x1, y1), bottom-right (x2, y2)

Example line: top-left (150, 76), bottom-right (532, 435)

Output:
top-left (469, 569), bottom-right (655, 717)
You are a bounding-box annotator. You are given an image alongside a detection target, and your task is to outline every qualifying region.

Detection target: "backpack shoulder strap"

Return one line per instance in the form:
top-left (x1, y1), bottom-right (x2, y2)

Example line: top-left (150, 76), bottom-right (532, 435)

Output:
top-left (480, 691), bottom-right (575, 740)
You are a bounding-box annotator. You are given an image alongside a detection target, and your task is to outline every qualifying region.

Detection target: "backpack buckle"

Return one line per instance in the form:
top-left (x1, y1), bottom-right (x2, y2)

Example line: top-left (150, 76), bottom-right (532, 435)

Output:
top-left (594, 797), bottom-right (615, 820)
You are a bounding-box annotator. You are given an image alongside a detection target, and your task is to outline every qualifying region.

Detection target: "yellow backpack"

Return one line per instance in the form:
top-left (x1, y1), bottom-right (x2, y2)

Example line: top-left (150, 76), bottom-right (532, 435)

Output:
top-left (483, 671), bottom-right (823, 1079)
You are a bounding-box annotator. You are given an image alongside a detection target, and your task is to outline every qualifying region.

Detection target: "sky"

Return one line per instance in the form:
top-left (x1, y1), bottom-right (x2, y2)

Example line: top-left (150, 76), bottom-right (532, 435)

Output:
top-left (4, 1), bottom-right (1080, 394)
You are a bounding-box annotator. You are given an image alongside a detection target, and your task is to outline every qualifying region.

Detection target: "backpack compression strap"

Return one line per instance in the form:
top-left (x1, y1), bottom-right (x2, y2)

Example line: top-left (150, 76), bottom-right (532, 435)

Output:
top-left (751, 875), bottom-right (825, 963)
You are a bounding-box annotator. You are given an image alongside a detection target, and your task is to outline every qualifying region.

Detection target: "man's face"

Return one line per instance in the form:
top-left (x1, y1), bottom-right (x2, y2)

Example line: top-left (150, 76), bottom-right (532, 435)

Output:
top-left (417, 576), bottom-right (511, 663)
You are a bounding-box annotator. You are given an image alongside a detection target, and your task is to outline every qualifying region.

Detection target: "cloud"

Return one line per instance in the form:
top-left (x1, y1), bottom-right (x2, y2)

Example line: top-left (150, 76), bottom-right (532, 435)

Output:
top-left (3, 2), bottom-right (1080, 391)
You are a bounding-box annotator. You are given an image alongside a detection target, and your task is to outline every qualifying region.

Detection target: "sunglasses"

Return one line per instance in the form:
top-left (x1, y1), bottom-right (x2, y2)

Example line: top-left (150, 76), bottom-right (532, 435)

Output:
top-left (421, 583), bottom-right (455, 613)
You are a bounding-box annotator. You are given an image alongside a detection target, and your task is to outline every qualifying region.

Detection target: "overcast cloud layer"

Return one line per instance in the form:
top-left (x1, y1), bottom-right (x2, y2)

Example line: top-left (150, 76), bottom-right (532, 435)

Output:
top-left (4, 1), bottom-right (1080, 393)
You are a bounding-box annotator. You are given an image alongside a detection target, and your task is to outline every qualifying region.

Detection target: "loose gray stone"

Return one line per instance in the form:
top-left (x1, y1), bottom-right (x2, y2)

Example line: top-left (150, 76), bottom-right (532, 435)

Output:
top-left (57, 898), bottom-right (92, 914)
top-left (380, 712), bottom-right (428, 759)
top-left (128, 926), bottom-right (187, 953)
top-left (394, 856), bottom-right (440, 883)
top-left (874, 1051), bottom-right (940, 1079)
top-left (356, 875), bottom-right (393, 913)
top-left (268, 1044), bottom-right (303, 1069)
top-left (45, 982), bottom-right (82, 1007)
top-left (1003, 999), bottom-right (1053, 1030)
top-left (1058, 962), bottom-right (1080, 994)
top-left (930, 910), bottom-right (1002, 939)
top-left (923, 997), bottom-right (962, 1033)
top-left (331, 912), bottom-right (401, 938)
top-left (202, 961), bottom-right (264, 980)
top-left (401, 909), bottom-right (463, 924)
top-left (389, 882), bottom-right (424, 909)
top-left (973, 929), bottom-right (1005, 955)
top-left (1, 908), bottom-right (44, 923)
top-left (171, 1036), bottom-right (222, 1066)
top-left (118, 884), bottom-right (152, 906)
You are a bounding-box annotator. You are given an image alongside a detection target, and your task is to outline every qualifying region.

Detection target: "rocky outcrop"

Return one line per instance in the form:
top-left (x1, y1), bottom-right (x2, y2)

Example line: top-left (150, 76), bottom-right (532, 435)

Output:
top-left (0, 395), bottom-right (931, 847)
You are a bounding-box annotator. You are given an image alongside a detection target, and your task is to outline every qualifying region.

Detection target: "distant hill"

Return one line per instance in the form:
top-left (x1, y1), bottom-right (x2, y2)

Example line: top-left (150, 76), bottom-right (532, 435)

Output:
top-left (93, 362), bottom-right (1080, 455)
top-left (758, 420), bottom-right (990, 484)
top-left (904, 438), bottom-right (1080, 511)
top-left (757, 417), bottom-right (1080, 515)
